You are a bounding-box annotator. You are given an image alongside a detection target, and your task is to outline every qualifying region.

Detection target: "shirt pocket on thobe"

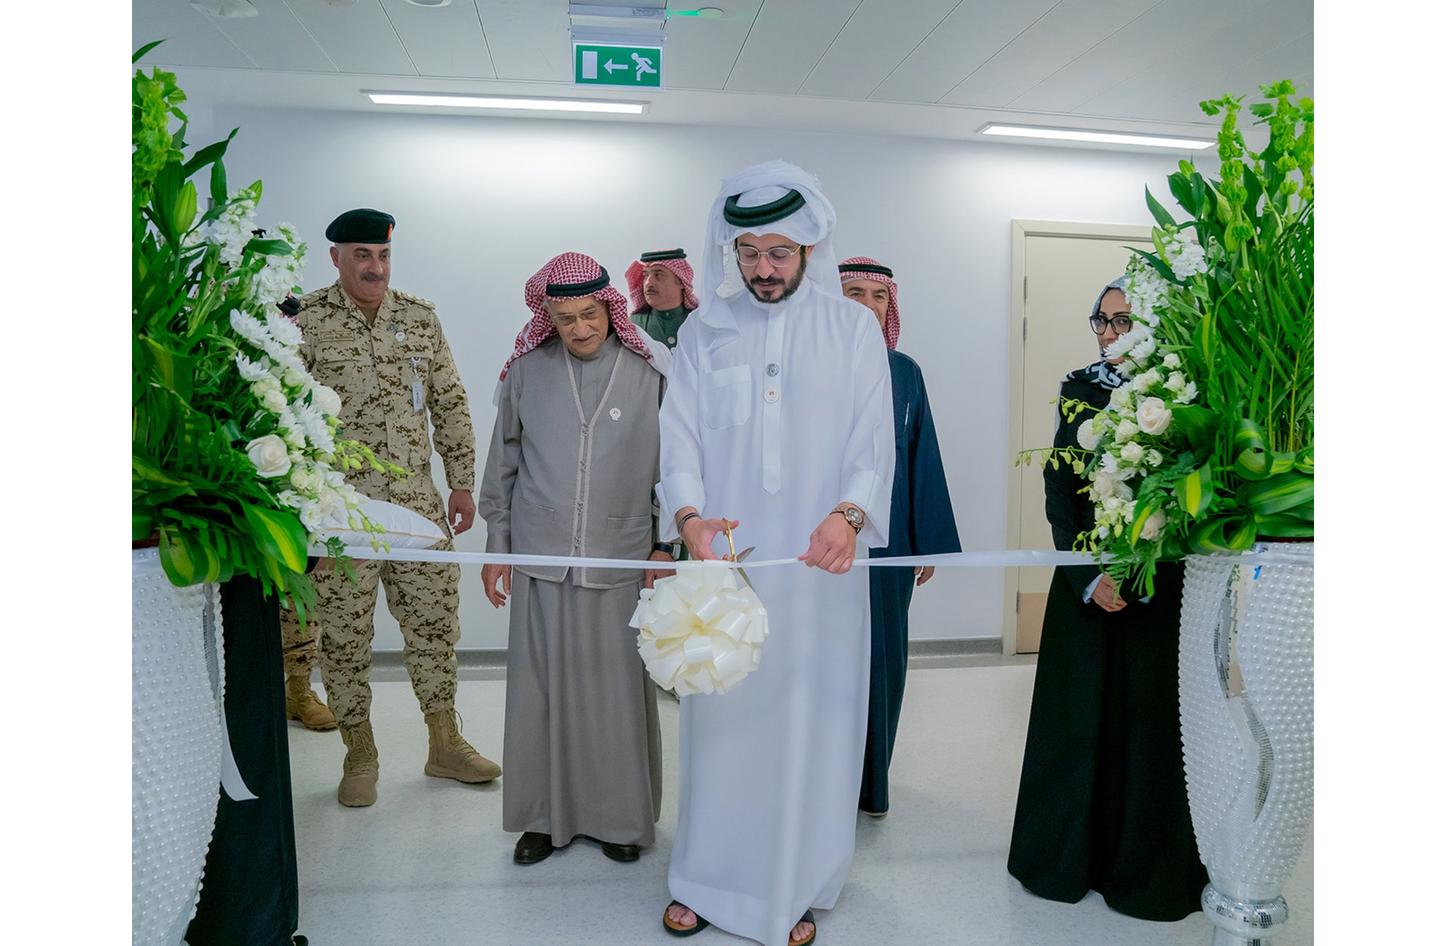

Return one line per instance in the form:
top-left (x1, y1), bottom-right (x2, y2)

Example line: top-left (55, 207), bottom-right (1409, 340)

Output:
top-left (702, 364), bottom-right (752, 430)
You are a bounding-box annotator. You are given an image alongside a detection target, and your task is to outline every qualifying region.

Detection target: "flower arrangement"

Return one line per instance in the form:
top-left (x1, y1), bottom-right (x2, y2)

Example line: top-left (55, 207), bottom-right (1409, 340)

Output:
top-left (132, 43), bottom-right (392, 613)
top-left (1050, 81), bottom-right (1313, 594)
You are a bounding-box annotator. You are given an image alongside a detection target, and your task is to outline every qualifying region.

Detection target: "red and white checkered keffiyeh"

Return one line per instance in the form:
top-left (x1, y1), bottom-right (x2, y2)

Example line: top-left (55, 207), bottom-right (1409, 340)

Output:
top-left (624, 254), bottom-right (699, 315)
top-left (839, 256), bottom-right (900, 350)
top-left (499, 252), bottom-right (655, 380)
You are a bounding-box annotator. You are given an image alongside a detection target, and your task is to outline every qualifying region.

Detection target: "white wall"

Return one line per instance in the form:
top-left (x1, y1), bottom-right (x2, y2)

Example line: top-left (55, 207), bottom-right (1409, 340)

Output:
top-left (194, 105), bottom-right (1193, 649)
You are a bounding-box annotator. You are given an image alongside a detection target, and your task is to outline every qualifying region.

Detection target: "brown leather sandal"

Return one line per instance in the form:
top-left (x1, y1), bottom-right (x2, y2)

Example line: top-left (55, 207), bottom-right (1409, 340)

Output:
top-left (663, 901), bottom-right (710, 937)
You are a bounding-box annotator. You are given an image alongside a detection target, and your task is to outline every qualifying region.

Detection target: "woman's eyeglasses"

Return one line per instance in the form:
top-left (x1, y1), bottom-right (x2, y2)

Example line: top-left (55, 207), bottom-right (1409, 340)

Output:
top-left (1089, 314), bottom-right (1133, 335)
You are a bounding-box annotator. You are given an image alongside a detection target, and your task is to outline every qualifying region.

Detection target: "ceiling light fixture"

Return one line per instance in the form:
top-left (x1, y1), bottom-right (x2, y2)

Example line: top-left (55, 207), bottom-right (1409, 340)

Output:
top-left (403, 0), bottom-right (452, 8)
top-left (366, 91), bottom-right (647, 115)
top-left (979, 123), bottom-right (1213, 150)
top-left (190, 0), bottom-right (259, 18)
top-left (671, 6), bottom-right (725, 17)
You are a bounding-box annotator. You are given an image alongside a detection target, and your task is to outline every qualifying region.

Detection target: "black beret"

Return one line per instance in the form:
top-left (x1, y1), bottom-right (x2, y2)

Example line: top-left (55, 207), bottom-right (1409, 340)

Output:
top-left (325, 208), bottom-right (395, 244)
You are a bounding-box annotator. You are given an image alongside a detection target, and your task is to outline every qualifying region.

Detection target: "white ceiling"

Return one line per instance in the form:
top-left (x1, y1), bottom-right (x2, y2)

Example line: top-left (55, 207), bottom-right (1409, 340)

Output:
top-left (134, 0), bottom-right (1313, 150)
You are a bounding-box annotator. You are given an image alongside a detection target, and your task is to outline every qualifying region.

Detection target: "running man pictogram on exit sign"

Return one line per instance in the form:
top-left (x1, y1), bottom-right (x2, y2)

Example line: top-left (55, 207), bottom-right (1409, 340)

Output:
top-left (574, 43), bottom-right (662, 88)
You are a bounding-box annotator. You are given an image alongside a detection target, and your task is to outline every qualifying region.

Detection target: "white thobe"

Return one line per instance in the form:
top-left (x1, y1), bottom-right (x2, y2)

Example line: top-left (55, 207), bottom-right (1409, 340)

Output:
top-left (657, 279), bottom-right (894, 946)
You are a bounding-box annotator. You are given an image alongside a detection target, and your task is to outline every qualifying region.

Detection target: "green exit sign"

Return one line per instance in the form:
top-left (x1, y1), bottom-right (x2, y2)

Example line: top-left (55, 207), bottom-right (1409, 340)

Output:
top-left (574, 43), bottom-right (662, 88)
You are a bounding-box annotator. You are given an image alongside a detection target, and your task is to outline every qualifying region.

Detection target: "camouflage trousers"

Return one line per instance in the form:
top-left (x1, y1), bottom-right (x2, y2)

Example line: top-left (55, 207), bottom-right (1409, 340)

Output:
top-left (280, 607), bottom-right (318, 679)
top-left (312, 551), bottom-right (462, 729)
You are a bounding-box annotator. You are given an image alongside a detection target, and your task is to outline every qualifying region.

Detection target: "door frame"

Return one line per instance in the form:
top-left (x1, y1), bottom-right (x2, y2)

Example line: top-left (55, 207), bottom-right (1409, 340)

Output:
top-left (1003, 219), bottom-right (1154, 656)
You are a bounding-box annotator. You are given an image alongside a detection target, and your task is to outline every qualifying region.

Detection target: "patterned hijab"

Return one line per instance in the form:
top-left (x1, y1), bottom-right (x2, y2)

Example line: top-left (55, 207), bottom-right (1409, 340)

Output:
top-left (1065, 275), bottom-right (1130, 389)
top-left (499, 252), bottom-right (657, 380)
top-left (625, 249), bottom-right (699, 315)
top-left (838, 256), bottom-right (900, 350)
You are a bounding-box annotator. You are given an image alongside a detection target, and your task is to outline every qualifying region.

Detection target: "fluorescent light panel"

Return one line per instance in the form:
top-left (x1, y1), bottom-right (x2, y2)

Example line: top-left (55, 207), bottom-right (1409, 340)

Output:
top-left (980, 123), bottom-right (1213, 151)
top-left (366, 92), bottom-right (646, 115)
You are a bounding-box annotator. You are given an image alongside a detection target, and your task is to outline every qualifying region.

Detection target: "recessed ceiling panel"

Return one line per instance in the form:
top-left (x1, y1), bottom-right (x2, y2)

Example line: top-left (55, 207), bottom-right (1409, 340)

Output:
top-left (286, 0), bottom-right (416, 76)
top-left (133, 0), bottom-right (258, 69)
top-left (1005, 0), bottom-right (1256, 114)
top-left (798, 0), bottom-right (960, 100)
top-left (868, 0), bottom-right (1057, 104)
top-left (209, 0), bottom-right (339, 72)
top-left (664, 2), bottom-right (763, 91)
top-left (476, 0), bottom-right (570, 82)
top-left (940, 0), bottom-right (1160, 108)
top-left (724, 0), bottom-right (864, 94)
top-left (380, 0), bottom-right (496, 78)
top-left (1077, 0), bottom-right (1313, 124)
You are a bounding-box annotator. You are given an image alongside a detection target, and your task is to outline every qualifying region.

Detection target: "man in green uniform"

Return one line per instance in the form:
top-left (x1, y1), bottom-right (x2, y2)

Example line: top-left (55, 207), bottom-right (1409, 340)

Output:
top-left (625, 248), bottom-right (697, 350)
top-left (298, 208), bottom-right (500, 807)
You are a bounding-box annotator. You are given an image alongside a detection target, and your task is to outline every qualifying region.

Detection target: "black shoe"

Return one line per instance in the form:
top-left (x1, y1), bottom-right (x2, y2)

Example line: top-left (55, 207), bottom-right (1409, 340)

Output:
top-left (600, 841), bottom-right (640, 862)
top-left (513, 831), bottom-right (555, 865)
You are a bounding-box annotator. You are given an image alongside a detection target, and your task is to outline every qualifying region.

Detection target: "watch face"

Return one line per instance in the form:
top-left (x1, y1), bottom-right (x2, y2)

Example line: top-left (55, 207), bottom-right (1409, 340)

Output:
top-left (845, 507), bottom-right (863, 526)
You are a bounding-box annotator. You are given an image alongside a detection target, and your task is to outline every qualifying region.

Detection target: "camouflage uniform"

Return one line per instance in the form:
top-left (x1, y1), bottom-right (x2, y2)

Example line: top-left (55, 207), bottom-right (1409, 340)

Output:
top-left (280, 608), bottom-right (317, 679)
top-left (296, 282), bottom-right (475, 728)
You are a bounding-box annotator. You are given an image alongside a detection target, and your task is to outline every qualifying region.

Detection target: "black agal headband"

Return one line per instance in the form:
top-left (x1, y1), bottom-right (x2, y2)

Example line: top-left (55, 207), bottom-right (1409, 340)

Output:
top-left (840, 262), bottom-right (893, 279)
top-left (546, 267), bottom-right (611, 297)
top-left (723, 188), bottom-right (806, 228)
top-left (639, 248), bottom-right (687, 262)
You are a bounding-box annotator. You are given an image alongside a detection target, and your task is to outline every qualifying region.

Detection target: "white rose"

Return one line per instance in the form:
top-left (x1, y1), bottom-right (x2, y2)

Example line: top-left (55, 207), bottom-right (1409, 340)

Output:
top-left (1136, 397), bottom-right (1172, 435)
top-left (1113, 419), bottom-right (1138, 443)
top-left (1163, 352), bottom-right (1182, 369)
top-left (1077, 417), bottom-right (1102, 451)
top-left (251, 375), bottom-right (281, 398)
top-left (1138, 368), bottom-right (1163, 390)
top-left (246, 434), bottom-right (292, 478)
top-left (1120, 441), bottom-right (1145, 464)
top-left (1092, 469), bottom-right (1117, 498)
top-left (290, 466), bottom-right (322, 493)
top-left (1139, 508), bottom-right (1168, 541)
top-left (1109, 386), bottom-right (1133, 410)
top-left (283, 365), bottom-right (308, 389)
top-left (1165, 371), bottom-right (1187, 394)
top-left (311, 384), bottom-right (343, 418)
top-left (262, 388), bottom-right (289, 413)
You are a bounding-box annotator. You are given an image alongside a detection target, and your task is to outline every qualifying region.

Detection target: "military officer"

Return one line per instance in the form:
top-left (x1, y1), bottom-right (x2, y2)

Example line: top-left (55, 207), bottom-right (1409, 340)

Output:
top-left (624, 248), bottom-right (698, 350)
top-left (298, 208), bottom-right (500, 807)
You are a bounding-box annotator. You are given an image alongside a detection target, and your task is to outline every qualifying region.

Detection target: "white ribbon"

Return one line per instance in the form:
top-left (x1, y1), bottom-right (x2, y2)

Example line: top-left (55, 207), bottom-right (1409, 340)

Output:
top-left (319, 545), bottom-right (1308, 569)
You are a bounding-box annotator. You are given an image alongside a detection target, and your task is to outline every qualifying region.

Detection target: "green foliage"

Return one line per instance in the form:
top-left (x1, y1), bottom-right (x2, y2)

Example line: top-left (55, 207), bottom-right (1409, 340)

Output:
top-left (133, 44), bottom-right (372, 610)
top-left (1082, 80), bottom-right (1314, 591)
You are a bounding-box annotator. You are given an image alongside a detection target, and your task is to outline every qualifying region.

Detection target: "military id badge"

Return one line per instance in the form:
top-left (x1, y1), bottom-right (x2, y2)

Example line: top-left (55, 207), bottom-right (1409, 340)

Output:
top-left (409, 356), bottom-right (425, 413)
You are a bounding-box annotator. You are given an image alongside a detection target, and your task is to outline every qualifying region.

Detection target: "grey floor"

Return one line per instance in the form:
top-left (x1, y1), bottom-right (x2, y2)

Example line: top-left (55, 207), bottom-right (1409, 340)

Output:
top-left (288, 663), bottom-right (1313, 945)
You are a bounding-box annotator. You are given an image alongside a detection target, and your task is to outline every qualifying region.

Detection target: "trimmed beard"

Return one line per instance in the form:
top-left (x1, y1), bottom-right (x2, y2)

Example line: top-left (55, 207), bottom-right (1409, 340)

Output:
top-left (743, 251), bottom-right (808, 304)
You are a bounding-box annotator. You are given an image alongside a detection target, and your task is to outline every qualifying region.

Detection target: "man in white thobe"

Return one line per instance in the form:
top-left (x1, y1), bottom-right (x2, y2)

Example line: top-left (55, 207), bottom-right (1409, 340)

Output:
top-left (656, 161), bottom-right (894, 946)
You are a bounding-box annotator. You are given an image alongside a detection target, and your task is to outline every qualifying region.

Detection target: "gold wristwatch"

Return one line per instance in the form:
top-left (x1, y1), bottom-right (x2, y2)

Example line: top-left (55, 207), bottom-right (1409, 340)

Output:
top-left (832, 503), bottom-right (864, 533)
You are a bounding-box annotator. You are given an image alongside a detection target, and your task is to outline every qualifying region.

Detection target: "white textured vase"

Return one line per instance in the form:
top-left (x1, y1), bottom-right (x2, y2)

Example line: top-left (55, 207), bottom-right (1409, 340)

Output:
top-left (132, 549), bottom-right (225, 946)
top-left (1178, 542), bottom-right (1314, 945)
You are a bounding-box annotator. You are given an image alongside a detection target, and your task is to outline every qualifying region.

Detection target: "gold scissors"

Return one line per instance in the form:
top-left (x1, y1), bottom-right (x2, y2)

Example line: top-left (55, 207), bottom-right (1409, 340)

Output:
top-left (721, 524), bottom-right (755, 587)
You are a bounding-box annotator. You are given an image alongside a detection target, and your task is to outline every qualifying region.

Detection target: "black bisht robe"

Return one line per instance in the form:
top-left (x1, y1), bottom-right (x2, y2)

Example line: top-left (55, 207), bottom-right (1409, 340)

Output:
top-left (860, 350), bottom-right (961, 814)
top-left (1006, 364), bottom-right (1206, 921)
top-left (186, 575), bottom-right (302, 946)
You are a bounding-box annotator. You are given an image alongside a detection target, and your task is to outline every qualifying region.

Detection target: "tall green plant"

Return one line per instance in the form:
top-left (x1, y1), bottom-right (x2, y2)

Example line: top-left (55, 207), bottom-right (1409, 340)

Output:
top-left (1031, 81), bottom-right (1314, 594)
top-left (132, 43), bottom-right (387, 614)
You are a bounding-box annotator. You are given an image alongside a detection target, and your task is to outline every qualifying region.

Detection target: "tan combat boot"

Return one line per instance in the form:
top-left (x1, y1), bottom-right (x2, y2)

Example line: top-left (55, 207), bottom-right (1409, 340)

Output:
top-left (285, 676), bottom-right (338, 731)
top-left (337, 721), bottom-right (379, 807)
top-left (424, 710), bottom-right (501, 783)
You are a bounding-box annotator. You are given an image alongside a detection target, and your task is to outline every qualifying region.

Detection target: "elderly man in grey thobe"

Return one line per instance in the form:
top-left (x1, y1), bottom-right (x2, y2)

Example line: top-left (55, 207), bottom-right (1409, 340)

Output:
top-left (479, 252), bottom-right (673, 866)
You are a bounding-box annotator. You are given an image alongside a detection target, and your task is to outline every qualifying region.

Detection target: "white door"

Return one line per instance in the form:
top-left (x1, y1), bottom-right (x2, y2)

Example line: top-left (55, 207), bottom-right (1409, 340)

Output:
top-left (1006, 222), bottom-right (1153, 654)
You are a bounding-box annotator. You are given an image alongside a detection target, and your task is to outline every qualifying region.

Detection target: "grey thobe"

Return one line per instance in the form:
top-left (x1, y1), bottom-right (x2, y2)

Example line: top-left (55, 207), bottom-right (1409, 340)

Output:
top-left (478, 333), bottom-right (664, 847)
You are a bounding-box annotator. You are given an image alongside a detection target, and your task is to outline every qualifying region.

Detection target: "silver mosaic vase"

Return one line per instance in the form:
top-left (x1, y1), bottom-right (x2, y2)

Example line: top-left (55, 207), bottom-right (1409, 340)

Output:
top-left (132, 549), bottom-right (226, 945)
top-left (1178, 542), bottom-right (1313, 945)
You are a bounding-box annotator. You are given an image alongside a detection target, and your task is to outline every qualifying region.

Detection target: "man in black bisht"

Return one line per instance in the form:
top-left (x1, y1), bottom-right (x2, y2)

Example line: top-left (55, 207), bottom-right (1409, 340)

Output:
top-left (1006, 277), bottom-right (1207, 922)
